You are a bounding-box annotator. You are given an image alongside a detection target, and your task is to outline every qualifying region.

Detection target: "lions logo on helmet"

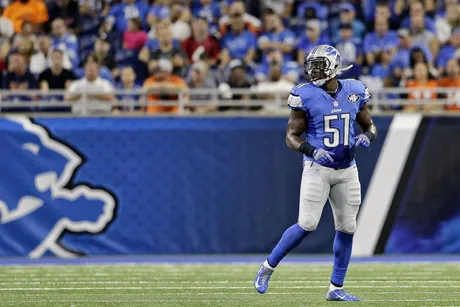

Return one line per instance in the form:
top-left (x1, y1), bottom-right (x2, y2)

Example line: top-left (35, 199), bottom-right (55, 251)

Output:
top-left (304, 45), bottom-right (352, 87)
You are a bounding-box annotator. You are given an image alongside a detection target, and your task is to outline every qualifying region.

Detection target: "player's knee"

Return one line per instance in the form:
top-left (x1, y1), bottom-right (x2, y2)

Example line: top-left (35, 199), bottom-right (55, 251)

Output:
top-left (336, 219), bottom-right (357, 234)
top-left (298, 216), bottom-right (319, 231)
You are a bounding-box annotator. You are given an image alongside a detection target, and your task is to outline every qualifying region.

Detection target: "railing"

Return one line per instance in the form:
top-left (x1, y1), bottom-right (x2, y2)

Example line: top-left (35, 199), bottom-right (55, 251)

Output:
top-left (0, 87), bottom-right (459, 115)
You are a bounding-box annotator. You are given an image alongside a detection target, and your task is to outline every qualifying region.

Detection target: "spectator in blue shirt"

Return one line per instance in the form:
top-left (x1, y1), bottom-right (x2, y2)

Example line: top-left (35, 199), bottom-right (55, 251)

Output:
top-left (147, 0), bottom-right (170, 28)
top-left (335, 23), bottom-right (362, 79)
top-left (220, 10), bottom-right (257, 68)
top-left (296, 19), bottom-right (330, 66)
top-left (257, 9), bottom-right (295, 64)
top-left (192, 0), bottom-right (221, 22)
top-left (255, 49), bottom-right (298, 83)
top-left (437, 28), bottom-right (460, 75)
top-left (330, 3), bottom-right (366, 44)
top-left (116, 66), bottom-right (141, 111)
top-left (371, 50), bottom-right (392, 80)
top-left (409, 15), bottom-right (439, 61)
top-left (51, 18), bottom-right (79, 70)
top-left (78, 0), bottom-right (108, 62)
top-left (363, 16), bottom-right (398, 66)
top-left (105, 0), bottom-right (149, 33)
top-left (401, 1), bottom-right (436, 33)
top-left (390, 28), bottom-right (433, 81)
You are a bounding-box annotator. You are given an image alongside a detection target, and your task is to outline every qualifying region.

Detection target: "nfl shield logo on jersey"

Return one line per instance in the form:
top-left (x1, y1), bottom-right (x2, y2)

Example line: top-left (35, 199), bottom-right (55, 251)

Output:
top-left (333, 101), bottom-right (339, 107)
top-left (347, 93), bottom-right (360, 104)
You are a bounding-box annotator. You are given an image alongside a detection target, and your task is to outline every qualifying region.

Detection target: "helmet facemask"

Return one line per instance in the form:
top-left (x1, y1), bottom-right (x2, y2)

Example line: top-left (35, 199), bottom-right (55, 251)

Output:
top-left (304, 56), bottom-right (337, 87)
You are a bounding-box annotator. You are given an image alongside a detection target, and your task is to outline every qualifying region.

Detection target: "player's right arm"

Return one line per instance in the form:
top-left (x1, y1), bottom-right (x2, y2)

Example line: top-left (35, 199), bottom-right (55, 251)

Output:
top-left (286, 109), bottom-right (308, 152)
top-left (286, 89), bottom-right (334, 163)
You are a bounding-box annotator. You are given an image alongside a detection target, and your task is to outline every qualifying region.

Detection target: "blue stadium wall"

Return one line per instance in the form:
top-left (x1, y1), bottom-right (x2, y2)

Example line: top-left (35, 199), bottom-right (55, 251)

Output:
top-left (0, 115), bottom-right (458, 258)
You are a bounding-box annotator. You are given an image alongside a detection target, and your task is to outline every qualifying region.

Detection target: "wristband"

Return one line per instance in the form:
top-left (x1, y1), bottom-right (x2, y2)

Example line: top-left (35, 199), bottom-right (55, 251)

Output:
top-left (364, 131), bottom-right (375, 142)
top-left (299, 142), bottom-right (316, 157)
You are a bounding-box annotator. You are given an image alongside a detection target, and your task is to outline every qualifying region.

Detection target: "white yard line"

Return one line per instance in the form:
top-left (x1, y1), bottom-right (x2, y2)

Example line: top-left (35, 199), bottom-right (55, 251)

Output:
top-left (1, 279), bottom-right (460, 285)
top-left (1, 285), bottom-right (460, 290)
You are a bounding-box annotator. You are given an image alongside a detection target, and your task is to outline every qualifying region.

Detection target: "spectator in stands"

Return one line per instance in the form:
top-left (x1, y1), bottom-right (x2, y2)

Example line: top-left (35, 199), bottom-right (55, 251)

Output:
top-left (296, 19), bottom-right (329, 67)
top-left (435, 2), bottom-right (460, 45)
top-left (437, 28), bottom-right (460, 75)
top-left (123, 17), bottom-right (147, 51)
top-left (143, 58), bottom-right (188, 114)
top-left (260, 0), bottom-right (293, 20)
top-left (48, 0), bottom-right (80, 31)
top-left (402, 1), bottom-right (436, 33)
top-left (330, 3), bottom-right (365, 44)
top-left (2, 0), bottom-right (48, 33)
top-left (170, 1), bottom-right (192, 42)
top-left (104, 0), bottom-right (149, 33)
top-left (38, 48), bottom-right (75, 91)
top-left (335, 23), bottom-right (362, 79)
top-left (93, 36), bottom-right (115, 73)
top-left (51, 18), bottom-right (79, 70)
top-left (371, 51), bottom-right (392, 82)
top-left (5, 52), bottom-right (37, 101)
top-left (30, 34), bottom-right (52, 74)
top-left (78, 0), bottom-right (110, 61)
top-left (257, 9), bottom-right (295, 64)
top-left (16, 36), bottom-right (35, 65)
top-left (439, 58), bottom-right (460, 111)
top-left (185, 60), bottom-right (218, 113)
top-left (220, 9), bottom-right (257, 68)
top-left (390, 28), bottom-right (433, 83)
top-left (13, 21), bottom-right (37, 49)
top-left (191, 0), bottom-right (221, 29)
top-left (363, 16), bottom-right (398, 66)
top-left (255, 49), bottom-right (298, 83)
top-left (218, 59), bottom-right (252, 110)
top-left (405, 62), bottom-right (438, 111)
top-left (402, 47), bottom-right (438, 82)
top-left (139, 19), bottom-right (186, 77)
top-left (219, 1), bottom-right (261, 36)
top-left (252, 59), bottom-right (295, 106)
top-left (409, 14), bottom-right (439, 61)
top-left (147, 0), bottom-right (170, 28)
top-left (182, 17), bottom-right (220, 65)
top-left (65, 55), bottom-right (115, 114)
top-left (116, 66), bottom-right (141, 111)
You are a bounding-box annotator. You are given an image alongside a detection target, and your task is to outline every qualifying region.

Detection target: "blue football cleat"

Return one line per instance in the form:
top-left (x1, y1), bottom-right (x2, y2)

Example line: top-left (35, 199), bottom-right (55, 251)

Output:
top-left (254, 264), bottom-right (274, 294)
top-left (326, 289), bottom-right (360, 301)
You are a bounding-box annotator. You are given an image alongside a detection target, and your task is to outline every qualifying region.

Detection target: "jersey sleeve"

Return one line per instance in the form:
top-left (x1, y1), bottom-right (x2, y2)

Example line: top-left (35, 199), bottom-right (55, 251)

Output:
top-left (287, 83), bottom-right (311, 111)
top-left (354, 80), bottom-right (370, 108)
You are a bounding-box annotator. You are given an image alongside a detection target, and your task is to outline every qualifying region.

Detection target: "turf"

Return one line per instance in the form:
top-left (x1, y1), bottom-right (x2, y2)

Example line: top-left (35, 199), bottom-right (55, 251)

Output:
top-left (1, 262), bottom-right (460, 306)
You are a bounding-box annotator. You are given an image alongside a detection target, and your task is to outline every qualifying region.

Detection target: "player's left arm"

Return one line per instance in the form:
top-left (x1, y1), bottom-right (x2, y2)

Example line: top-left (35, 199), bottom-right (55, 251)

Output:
top-left (355, 104), bottom-right (377, 148)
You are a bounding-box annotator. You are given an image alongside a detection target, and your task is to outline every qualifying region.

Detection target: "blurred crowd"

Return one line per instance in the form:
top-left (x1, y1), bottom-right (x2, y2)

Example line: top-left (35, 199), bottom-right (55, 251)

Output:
top-left (0, 0), bottom-right (459, 113)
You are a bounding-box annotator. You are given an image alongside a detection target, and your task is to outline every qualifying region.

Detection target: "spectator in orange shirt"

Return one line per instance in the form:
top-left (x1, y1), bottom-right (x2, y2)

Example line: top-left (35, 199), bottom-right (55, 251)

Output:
top-left (405, 62), bottom-right (439, 111)
top-left (438, 58), bottom-right (460, 111)
top-left (2, 0), bottom-right (48, 33)
top-left (143, 58), bottom-right (189, 114)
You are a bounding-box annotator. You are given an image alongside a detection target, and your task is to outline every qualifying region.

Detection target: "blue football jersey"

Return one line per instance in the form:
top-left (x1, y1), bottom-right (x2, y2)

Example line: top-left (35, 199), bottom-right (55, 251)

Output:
top-left (287, 79), bottom-right (370, 169)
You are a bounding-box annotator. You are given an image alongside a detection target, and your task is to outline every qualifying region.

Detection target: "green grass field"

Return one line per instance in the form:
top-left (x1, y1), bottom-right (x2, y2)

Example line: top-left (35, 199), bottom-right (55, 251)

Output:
top-left (1, 262), bottom-right (460, 306)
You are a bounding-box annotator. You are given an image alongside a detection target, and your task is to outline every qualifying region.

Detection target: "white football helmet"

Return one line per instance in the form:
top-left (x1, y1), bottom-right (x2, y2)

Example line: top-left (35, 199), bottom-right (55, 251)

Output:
top-left (304, 45), bottom-right (353, 87)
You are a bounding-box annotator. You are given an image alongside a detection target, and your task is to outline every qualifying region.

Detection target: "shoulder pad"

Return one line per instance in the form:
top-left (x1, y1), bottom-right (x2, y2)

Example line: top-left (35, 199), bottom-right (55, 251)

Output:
top-left (344, 79), bottom-right (370, 105)
top-left (287, 83), bottom-right (313, 110)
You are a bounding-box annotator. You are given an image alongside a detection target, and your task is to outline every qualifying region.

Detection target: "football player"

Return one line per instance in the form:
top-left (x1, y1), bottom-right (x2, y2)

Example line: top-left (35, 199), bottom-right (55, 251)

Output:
top-left (254, 45), bottom-right (377, 301)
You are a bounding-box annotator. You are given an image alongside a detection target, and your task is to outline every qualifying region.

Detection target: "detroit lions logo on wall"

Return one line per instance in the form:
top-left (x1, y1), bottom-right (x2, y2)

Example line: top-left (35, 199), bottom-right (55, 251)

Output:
top-left (347, 93), bottom-right (360, 104)
top-left (0, 116), bottom-right (116, 258)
